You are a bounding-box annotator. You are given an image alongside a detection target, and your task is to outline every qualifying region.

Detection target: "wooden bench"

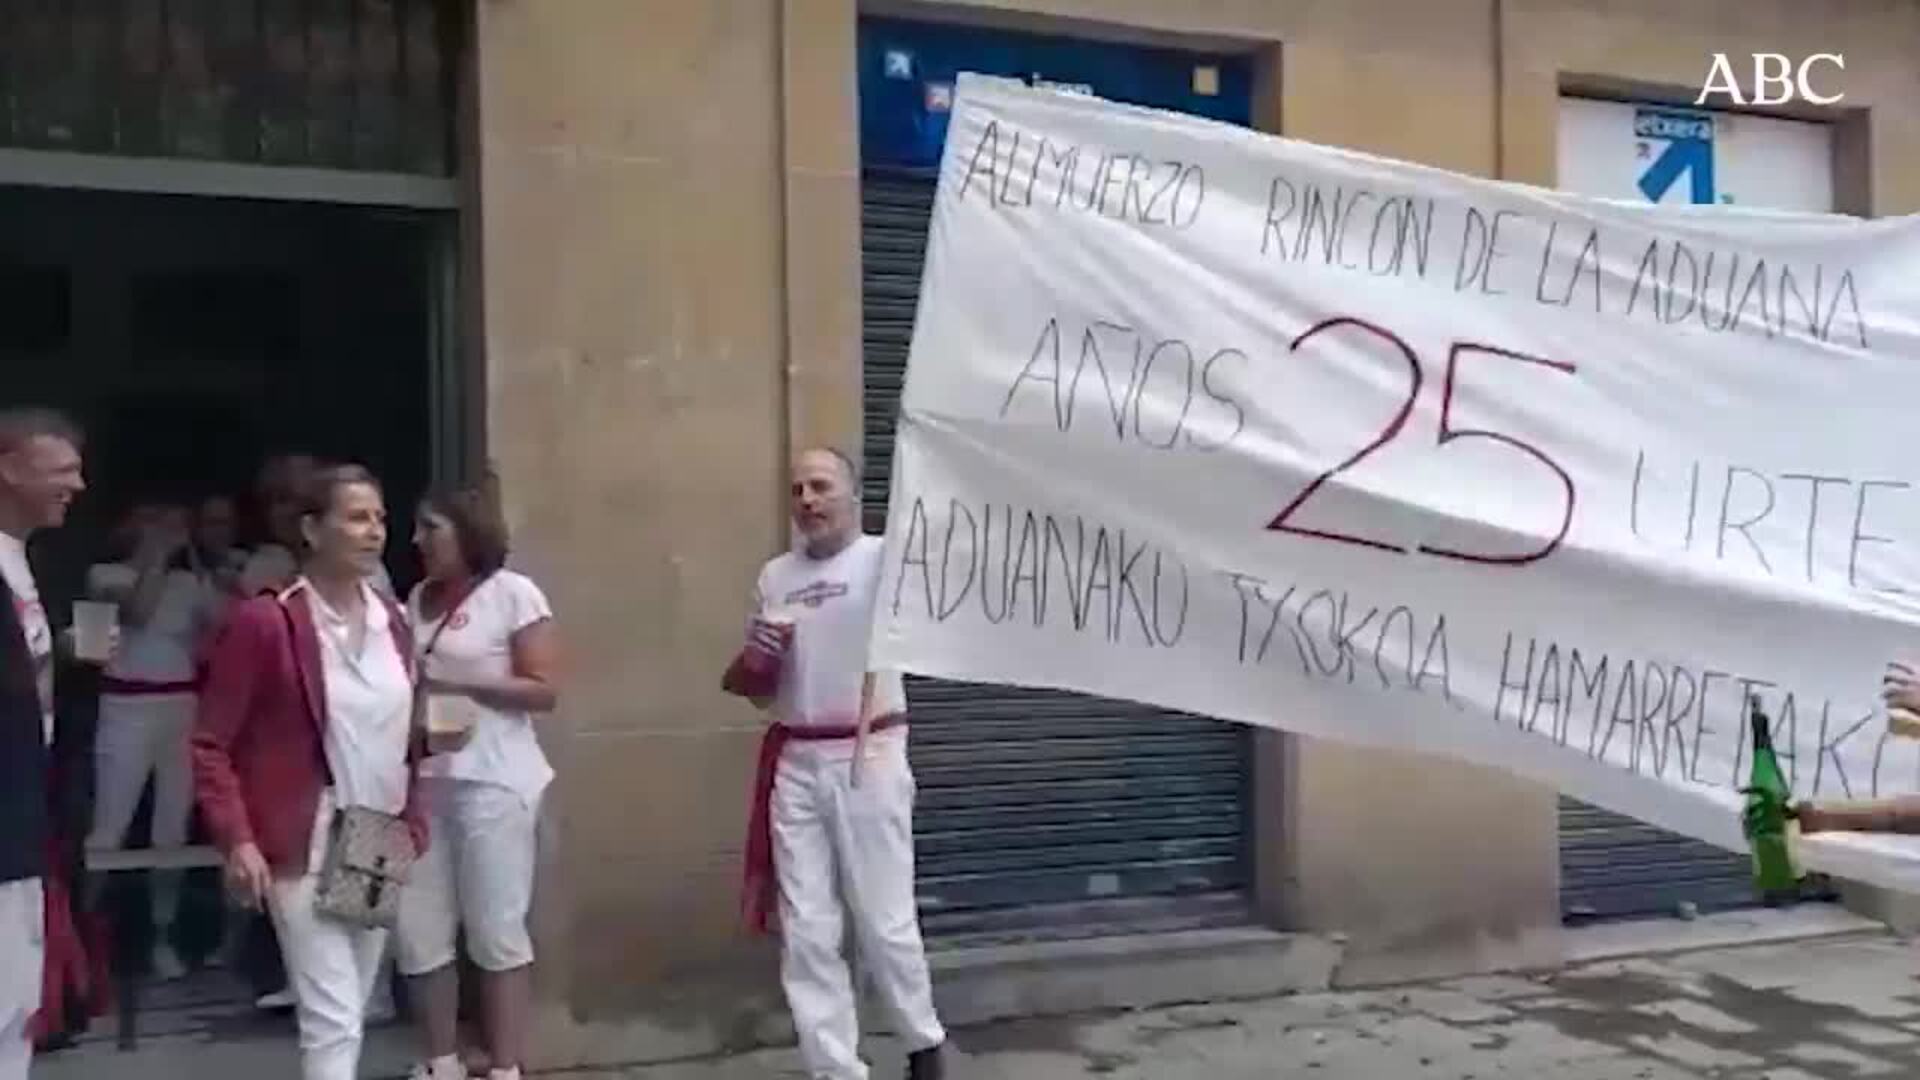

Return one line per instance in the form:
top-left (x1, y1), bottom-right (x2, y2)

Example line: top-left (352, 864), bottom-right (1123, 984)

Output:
top-left (85, 845), bottom-right (227, 1050)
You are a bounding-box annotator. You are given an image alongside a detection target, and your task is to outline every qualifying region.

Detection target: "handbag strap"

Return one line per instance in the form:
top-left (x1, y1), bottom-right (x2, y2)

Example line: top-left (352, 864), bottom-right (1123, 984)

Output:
top-left (418, 573), bottom-right (492, 660)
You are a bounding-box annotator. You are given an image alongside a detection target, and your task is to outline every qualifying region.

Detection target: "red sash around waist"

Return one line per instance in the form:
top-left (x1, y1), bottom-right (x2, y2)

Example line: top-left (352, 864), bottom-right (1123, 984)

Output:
top-left (741, 714), bottom-right (906, 936)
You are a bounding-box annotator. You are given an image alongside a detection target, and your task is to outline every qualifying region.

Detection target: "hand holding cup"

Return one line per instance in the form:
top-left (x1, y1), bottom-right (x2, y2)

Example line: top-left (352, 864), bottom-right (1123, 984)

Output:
top-left (419, 669), bottom-right (482, 754)
top-left (732, 612), bottom-right (794, 700)
top-left (750, 612), bottom-right (794, 654)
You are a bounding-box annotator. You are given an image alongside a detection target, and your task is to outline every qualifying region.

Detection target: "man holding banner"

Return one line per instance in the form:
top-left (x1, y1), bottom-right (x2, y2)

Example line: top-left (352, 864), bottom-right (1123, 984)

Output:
top-left (722, 448), bottom-right (947, 1080)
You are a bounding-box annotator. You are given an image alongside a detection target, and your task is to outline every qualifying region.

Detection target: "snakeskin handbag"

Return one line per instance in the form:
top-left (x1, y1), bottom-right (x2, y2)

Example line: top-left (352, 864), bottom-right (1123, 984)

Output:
top-left (313, 805), bottom-right (417, 929)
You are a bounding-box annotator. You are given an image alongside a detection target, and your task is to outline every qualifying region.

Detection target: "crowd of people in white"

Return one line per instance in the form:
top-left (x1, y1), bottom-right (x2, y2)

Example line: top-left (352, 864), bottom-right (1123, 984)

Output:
top-left (0, 412), bottom-right (947, 1080)
top-left (0, 422), bottom-right (558, 1080)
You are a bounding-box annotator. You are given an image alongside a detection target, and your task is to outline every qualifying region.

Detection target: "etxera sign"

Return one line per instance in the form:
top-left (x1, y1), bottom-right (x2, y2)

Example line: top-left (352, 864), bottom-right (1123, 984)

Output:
top-left (1695, 53), bottom-right (1845, 106)
top-left (1634, 108), bottom-right (1713, 204)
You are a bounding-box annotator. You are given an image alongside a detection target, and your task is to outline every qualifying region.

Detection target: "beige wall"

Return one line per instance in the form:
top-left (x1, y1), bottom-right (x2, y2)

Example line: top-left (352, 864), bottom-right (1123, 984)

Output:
top-left (474, 0), bottom-right (1920, 1027)
top-left (474, 0), bottom-right (791, 1030)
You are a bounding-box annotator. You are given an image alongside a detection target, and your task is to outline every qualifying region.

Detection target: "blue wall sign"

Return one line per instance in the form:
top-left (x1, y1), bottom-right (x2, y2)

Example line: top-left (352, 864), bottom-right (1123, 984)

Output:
top-left (859, 17), bottom-right (1254, 173)
top-left (1634, 107), bottom-right (1717, 205)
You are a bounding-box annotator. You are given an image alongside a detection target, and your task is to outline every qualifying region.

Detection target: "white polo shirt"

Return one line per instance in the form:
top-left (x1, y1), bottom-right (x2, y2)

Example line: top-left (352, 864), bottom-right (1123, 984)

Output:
top-left (409, 570), bottom-right (556, 804)
top-left (0, 532), bottom-right (51, 744)
top-left (301, 579), bottom-right (412, 816)
top-left (753, 534), bottom-right (905, 731)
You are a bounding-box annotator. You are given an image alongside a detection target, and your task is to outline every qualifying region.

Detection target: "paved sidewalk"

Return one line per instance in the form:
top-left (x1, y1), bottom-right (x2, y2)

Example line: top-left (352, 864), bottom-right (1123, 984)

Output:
top-left (35, 929), bottom-right (1920, 1079)
top-left (623, 932), bottom-right (1920, 1080)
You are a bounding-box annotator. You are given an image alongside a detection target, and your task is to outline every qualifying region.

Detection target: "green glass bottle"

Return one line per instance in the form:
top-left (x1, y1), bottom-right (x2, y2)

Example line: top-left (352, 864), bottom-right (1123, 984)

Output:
top-left (1741, 696), bottom-right (1800, 904)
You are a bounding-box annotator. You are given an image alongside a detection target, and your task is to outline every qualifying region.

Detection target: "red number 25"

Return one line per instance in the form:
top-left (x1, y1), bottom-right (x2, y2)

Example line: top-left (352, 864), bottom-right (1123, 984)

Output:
top-left (1266, 316), bottom-right (1578, 566)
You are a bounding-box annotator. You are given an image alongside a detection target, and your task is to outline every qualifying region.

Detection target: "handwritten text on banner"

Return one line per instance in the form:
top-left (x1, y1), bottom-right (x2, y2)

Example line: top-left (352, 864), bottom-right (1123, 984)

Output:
top-left (868, 75), bottom-right (1920, 891)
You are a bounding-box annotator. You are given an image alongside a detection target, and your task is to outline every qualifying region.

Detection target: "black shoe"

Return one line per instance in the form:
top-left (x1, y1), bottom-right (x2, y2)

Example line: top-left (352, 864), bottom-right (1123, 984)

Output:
top-left (33, 1030), bottom-right (76, 1055)
top-left (907, 1043), bottom-right (946, 1080)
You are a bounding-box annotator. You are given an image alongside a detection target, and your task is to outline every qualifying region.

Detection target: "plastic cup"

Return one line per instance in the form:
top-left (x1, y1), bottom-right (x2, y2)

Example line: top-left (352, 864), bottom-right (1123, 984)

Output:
top-left (757, 612), bottom-right (795, 650)
top-left (737, 613), bottom-right (795, 698)
top-left (71, 601), bottom-right (117, 663)
top-left (424, 693), bottom-right (480, 736)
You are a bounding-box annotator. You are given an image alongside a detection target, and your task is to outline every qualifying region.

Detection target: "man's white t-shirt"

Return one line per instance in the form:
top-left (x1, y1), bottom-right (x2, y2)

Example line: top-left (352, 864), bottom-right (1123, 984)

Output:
top-left (0, 533), bottom-right (51, 744)
top-left (409, 570), bottom-right (555, 804)
top-left (86, 562), bottom-right (212, 686)
top-left (753, 534), bottom-right (905, 730)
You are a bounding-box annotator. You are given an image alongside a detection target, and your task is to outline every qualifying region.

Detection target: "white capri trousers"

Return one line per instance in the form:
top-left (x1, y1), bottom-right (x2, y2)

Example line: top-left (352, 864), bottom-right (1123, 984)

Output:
top-left (270, 792), bottom-right (389, 1080)
top-left (394, 778), bottom-right (540, 976)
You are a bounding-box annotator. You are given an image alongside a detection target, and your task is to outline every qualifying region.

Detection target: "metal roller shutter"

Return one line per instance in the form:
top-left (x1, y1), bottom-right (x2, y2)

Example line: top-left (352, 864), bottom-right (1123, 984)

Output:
top-left (862, 169), bottom-right (1253, 937)
top-left (1558, 798), bottom-right (1754, 921)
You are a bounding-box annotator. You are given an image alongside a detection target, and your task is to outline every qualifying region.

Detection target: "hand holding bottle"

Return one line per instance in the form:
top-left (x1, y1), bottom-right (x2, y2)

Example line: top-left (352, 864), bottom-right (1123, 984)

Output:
top-left (1741, 696), bottom-right (1799, 902)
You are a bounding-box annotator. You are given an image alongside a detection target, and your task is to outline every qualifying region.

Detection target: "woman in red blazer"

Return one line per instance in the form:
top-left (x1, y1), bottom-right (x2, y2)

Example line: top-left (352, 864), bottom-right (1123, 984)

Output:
top-left (191, 464), bottom-right (425, 1080)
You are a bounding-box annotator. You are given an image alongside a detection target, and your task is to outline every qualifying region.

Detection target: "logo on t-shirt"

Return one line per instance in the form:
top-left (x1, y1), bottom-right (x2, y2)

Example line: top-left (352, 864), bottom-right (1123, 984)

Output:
top-left (448, 611), bottom-right (471, 631)
top-left (784, 581), bottom-right (850, 609)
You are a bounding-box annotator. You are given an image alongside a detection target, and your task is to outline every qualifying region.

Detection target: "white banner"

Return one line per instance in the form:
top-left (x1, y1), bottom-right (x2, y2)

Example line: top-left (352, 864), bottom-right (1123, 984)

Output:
top-left (868, 75), bottom-right (1920, 892)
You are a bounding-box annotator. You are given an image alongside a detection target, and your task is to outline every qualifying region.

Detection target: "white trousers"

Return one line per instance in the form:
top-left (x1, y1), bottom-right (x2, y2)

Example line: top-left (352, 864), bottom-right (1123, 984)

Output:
top-left (773, 731), bottom-right (944, 1080)
top-left (394, 779), bottom-right (541, 976)
top-left (0, 879), bottom-right (42, 1080)
top-left (268, 795), bottom-right (388, 1080)
top-left (87, 693), bottom-right (196, 928)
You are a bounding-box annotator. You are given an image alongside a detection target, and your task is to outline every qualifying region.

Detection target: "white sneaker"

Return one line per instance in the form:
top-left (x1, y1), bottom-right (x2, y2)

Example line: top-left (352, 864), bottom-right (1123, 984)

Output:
top-left (255, 987), bottom-right (297, 1011)
top-left (150, 941), bottom-right (188, 981)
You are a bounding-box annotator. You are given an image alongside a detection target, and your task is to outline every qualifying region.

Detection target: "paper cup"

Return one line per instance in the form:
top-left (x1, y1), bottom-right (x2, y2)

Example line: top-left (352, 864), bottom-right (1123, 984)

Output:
top-left (71, 601), bottom-right (117, 663)
top-left (424, 693), bottom-right (480, 736)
